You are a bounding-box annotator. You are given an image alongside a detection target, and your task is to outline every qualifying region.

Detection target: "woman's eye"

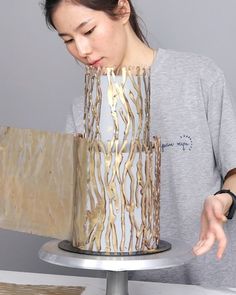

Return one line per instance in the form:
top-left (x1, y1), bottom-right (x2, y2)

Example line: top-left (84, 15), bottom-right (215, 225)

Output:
top-left (64, 39), bottom-right (73, 44)
top-left (84, 27), bottom-right (95, 36)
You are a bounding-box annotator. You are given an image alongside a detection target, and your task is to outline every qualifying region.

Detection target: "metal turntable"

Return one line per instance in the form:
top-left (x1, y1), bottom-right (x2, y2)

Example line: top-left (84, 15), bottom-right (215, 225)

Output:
top-left (39, 239), bottom-right (193, 295)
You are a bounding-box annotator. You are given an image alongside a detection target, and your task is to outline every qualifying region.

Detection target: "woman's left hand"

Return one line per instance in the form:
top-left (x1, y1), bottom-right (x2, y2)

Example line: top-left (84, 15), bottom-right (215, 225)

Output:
top-left (193, 193), bottom-right (232, 259)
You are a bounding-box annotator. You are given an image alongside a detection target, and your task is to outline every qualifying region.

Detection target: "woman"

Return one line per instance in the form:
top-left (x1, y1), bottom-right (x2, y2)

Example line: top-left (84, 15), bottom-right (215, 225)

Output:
top-left (43, 0), bottom-right (236, 287)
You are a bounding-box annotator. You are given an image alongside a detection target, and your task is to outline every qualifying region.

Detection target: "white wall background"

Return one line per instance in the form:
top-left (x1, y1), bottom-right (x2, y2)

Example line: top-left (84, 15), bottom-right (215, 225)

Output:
top-left (0, 0), bottom-right (235, 276)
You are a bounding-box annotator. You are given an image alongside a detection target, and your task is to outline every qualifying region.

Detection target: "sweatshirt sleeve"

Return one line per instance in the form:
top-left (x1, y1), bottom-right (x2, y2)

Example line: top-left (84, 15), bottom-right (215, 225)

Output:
top-left (206, 71), bottom-right (236, 179)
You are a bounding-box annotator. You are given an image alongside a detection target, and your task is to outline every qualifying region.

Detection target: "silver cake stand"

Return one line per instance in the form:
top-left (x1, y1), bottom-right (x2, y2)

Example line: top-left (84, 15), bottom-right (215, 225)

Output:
top-left (39, 239), bottom-right (193, 295)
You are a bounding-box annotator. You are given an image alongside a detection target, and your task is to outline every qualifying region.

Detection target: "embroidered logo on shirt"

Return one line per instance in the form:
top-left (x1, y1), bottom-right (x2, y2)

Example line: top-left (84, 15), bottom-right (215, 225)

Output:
top-left (162, 135), bottom-right (193, 152)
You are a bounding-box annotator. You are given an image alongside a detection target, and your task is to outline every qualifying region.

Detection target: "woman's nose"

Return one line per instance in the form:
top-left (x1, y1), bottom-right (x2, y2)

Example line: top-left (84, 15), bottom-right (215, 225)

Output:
top-left (74, 38), bottom-right (92, 57)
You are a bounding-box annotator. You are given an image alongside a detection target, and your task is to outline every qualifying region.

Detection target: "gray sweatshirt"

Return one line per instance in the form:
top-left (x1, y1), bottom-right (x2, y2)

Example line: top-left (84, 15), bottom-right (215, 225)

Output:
top-left (66, 48), bottom-right (236, 288)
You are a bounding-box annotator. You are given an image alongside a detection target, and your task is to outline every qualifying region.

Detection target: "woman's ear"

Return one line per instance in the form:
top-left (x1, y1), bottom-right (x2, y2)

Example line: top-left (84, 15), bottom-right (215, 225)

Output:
top-left (116, 0), bottom-right (131, 24)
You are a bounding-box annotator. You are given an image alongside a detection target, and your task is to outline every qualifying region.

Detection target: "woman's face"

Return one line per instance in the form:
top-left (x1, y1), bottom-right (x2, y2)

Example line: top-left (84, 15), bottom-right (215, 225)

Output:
top-left (52, 1), bottom-right (129, 68)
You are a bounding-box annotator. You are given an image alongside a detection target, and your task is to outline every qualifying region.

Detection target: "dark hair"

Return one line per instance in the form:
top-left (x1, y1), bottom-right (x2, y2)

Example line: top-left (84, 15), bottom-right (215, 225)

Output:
top-left (43, 0), bottom-right (148, 45)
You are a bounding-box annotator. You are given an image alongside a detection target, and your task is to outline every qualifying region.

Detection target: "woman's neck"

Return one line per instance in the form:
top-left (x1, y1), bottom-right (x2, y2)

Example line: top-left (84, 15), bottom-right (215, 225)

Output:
top-left (120, 24), bottom-right (156, 68)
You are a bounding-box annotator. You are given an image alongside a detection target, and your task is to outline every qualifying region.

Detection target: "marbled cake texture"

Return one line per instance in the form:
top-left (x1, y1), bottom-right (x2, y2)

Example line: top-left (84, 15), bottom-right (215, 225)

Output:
top-left (0, 127), bottom-right (76, 239)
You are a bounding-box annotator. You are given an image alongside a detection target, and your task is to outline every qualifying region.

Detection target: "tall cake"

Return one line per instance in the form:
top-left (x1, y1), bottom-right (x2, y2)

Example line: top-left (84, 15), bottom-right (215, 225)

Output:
top-left (0, 66), bottom-right (161, 256)
top-left (72, 66), bottom-right (161, 255)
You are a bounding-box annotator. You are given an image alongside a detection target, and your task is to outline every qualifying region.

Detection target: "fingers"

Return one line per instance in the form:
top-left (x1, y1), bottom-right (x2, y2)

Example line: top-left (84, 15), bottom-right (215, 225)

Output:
top-left (192, 240), bottom-right (205, 254)
top-left (215, 226), bottom-right (227, 259)
top-left (193, 196), bottom-right (228, 258)
top-left (193, 213), bottom-right (211, 255)
top-left (193, 228), bottom-right (227, 258)
top-left (199, 211), bottom-right (208, 240)
top-left (193, 232), bottom-right (215, 256)
top-left (207, 197), bottom-right (228, 258)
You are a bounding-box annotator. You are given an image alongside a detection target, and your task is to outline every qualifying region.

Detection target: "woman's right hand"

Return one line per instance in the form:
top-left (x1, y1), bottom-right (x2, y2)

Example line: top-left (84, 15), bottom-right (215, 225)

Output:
top-left (193, 193), bottom-right (232, 259)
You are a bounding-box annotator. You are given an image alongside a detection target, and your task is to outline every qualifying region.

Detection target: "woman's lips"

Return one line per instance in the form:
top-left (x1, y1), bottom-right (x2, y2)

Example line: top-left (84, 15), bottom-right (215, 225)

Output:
top-left (89, 58), bottom-right (103, 67)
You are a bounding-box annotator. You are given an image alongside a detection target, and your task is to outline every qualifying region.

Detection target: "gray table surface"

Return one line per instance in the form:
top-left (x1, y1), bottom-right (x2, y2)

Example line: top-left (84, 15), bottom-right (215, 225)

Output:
top-left (0, 270), bottom-right (235, 295)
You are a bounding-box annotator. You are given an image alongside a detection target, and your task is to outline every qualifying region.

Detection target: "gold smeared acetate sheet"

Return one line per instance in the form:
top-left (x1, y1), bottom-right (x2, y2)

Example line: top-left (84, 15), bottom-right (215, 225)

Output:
top-left (0, 282), bottom-right (85, 295)
top-left (0, 126), bottom-right (81, 240)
